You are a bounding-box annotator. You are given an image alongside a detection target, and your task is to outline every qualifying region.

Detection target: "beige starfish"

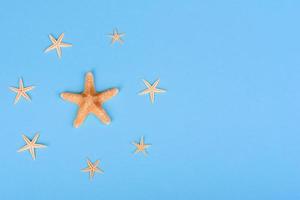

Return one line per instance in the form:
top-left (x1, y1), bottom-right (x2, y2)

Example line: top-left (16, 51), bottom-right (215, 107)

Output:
top-left (81, 159), bottom-right (103, 180)
top-left (44, 33), bottom-right (72, 58)
top-left (132, 136), bottom-right (151, 155)
top-left (17, 133), bottom-right (47, 160)
top-left (139, 79), bottom-right (166, 103)
top-left (108, 29), bottom-right (125, 44)
top-left (9, 78), bottom-right (34, 104)
top-left (61, 72), bottom-right (119, 128)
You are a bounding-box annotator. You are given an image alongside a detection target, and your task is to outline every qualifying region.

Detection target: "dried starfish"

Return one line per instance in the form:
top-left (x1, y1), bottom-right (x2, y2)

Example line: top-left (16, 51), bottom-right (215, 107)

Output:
top-left (44, 33), bottom-right (72, 58)
top-left (139, 79), bottom-right (166, 103)
top-left (81, 158), bottom-right (103, 180)
top-left (9, 78), bottom-right (34, 104)
top-left (17, 133), bottom-right (47, 160)
top-left (108, 28), bottom-right (125, 44)
top-left (61, 72), bottom-right (119, 128)
top-left (132, 136), bottom-right (151, 156)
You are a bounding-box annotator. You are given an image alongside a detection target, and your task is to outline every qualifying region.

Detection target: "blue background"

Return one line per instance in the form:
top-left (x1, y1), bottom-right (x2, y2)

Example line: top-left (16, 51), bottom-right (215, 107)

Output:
top-left (0, 0), bottom-right (300, 199)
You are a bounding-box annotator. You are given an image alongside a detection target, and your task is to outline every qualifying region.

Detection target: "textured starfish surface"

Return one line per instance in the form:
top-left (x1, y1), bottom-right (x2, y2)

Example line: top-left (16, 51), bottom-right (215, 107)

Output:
top-left (45, 33), bottom-right (72, 58)
top-left (132, 136), bottom-right (151, 156)
top-left (108, 29), bottom-right (125, 44)
top-left (139, 79), bottom-right (166, 103)
top-left (17, 133), bottom-right (47, 160)
top-left (61, 72), bottom-right (119, 128)
top-left (9, 78), bottom-right (34, 104)
top-left (81, 159), bottom-right (103, 180)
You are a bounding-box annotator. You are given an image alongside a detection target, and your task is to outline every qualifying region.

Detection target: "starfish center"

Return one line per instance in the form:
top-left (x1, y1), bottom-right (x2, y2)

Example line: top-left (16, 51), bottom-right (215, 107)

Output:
top-left (84, 95), bottom-right (93, 100)
top-left (114, 34), bottom-right (120, 40)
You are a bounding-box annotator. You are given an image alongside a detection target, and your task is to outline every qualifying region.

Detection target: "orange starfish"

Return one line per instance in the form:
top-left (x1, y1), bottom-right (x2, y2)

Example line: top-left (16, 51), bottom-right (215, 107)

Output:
top-left (9, 78), bottom-right (34, 104)
top-left (132, 136), bottom-right (151, 156)
top-left (108, 28), bottom-right (125, 45)
top-left (44, 33), bottom-right (72, 58)
top-left (81, 158), bottom-right (103, 180)
top-left (61, 72), bottom-right (119, 128)
top-left (139, 79), bottom-right (166, 103)
top-left (17, 133), bottom-right (47, 160)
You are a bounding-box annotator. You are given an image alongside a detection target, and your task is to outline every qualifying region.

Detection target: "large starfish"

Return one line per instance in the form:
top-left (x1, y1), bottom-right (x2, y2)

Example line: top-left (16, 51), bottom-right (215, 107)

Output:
top-left (108, 28), bottom-right (125, 45)
top-left (132, 136), bottom-right (151, 156)
top-left (61, 72), bottom-right (119, 128)
top-left (17, 133), bottom-right (47, 160)
top-left (139, 79), bottom-right (166, 103)
top-left (44, 33), bottom-right (72, 58)
top-left (9, 78), bottom-right (34, 104)
top-left (81, 159), bottom-right (103, 180)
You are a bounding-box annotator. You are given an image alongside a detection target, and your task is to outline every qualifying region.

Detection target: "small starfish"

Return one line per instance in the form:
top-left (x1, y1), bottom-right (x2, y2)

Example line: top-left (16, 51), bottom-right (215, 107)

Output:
top-left (108, 29), bottom-right (125, 44)
top-left (81, 159), bottom-right (103, 180)
top-left (61, 72), bottom-right (119, 128)
top-left (17, 133), bottom-right (47, 160)
top-left (139, 79), bottom-right (166, 103)
top-left (132, 136), bottom-right (151, 155)
top-left (44, 33), bottom-right (72, 58)
top-left (9, 78), bottom-right (34, 104)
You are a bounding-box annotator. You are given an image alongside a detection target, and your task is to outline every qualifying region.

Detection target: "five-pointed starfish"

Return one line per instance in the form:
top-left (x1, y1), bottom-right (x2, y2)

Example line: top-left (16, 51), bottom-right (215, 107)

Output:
top-left (81, 159), bottom-right (103, 180)
top-left (108, 29), bottom-right (125, 44)
top-left (132, 136), bottom-right (151, 155)
top-left (139, 79), bottom-right (166, 103)
top-left (44, 33), bottom-right (72, 58)
top-left (9, 78), bottom-right (34, 104)
top-left (17, 133), bottom-right (47, 160)
top-left (61, 72), bottom-right (119, 128)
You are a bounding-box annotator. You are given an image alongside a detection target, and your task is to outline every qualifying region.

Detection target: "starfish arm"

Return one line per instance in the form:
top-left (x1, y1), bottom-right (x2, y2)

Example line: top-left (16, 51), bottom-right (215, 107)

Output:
top-left (150, 92), bottom-right (155, 103)
top-left (49, 34), bottom-right (57, 43)
top-left (57, 33), bottom-right (65, 43)
top-left (13, 92), bottom-right (22, 104)
top-left (142, 150), bottom-right (148, 156)
top-left (59, 42), bottom-right (72, 48)
top-left (96, 88), bottom-right (119, 102)
top-left (153, 79), bottom-right (160, 87)
top-left (154, 88), bottom-right (166, 93)
top-left (21, 91), bottom-right (31, 101)
top-left (73, 106), bottom-right (89, 128)
top-left (140, 137), bottom-right (144, 145)
top-left (29, 147), bottom-right (36, 160)
top-left (118, 38), bottom-right (124, 44)
top-left (110, 38), bottom-right (116, 44)
top-left (9, 87), bottom-right (19, 93)
top-left (84, 72), bottom-right (96, 94)
top-left (93, 160), bottom-right (100, 166)
top-left (61, 93), bottom-right (82, 104)
top-left (87, 159), bottom-right (93, 168)
top-left (32, 133), bottom-right (40, 143)
top-left (91, 104), bottom-right (111, 125)
top-left (89, 170), bottom-right (95, 179)
top-left (33, 144), bottom-right (47, 149)
top-left (81, 167), bottom-right (91, 172)
top-left (22, 135), bottom-right (31, 144)
top-left (44, 44), bottom-right (57, 53)
top-left (142, 80), bottom-right (151, 88)
top-left (134, 149), bottom-right (141, 154)
top-left (132, 142), bottom-right (138, 147)
top-left (17, 145), bottom-right (30, 152)
top-left (23, 86), bottom-right (35, 92)
top-left (19, 78), bottom-right (24, 89)
top-left (56, 46), bottom-right (62, 58)
top-left (95, 168), bottom-right (103, 173)
top-left (139, 88), bottom-right (151, 95)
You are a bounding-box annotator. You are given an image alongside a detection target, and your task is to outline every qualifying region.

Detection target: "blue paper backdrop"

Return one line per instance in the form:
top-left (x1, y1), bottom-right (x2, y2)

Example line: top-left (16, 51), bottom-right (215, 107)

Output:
top-left (0, 0), bottom-right (300, 199)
